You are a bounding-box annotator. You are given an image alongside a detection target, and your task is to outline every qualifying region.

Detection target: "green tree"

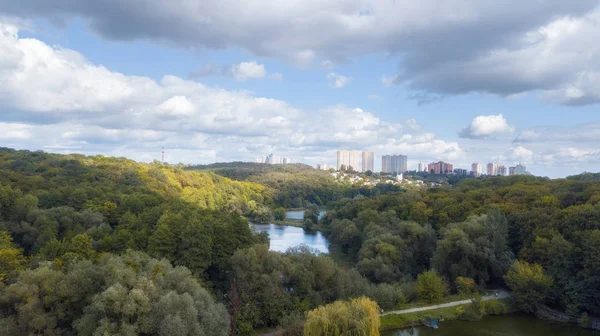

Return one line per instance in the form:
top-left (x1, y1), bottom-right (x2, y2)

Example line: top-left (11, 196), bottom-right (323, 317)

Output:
top-left (504, 260), bottom-right (553, 313)
top-left (303, 204), bottom-right (319, 225)
top-left (304, 297), bottom-right (380, 336)
top-left (274, 207), bottom-right (286, 221)
top-left (416, 270), bottom-right (445, 304)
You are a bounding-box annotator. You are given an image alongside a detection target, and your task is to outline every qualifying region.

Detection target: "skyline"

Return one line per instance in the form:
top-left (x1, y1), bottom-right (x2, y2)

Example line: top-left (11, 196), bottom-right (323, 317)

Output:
top-left (1, 2), bottom-right (600, 178)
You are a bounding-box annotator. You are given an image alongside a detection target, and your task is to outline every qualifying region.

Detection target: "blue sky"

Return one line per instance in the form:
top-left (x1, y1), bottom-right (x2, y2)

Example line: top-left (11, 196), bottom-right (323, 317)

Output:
top-left (1, 1), bottom-right (600, 177)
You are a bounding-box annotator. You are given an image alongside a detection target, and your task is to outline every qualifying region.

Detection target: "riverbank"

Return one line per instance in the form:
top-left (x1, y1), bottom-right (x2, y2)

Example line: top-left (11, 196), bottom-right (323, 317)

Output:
top-left (380, 297), bottom-right (514, 331)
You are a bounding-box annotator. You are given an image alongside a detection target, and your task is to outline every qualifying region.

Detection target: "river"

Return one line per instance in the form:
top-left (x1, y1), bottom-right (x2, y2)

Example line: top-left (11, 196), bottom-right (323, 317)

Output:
top-left (381, 315), bottom-right (597, 336)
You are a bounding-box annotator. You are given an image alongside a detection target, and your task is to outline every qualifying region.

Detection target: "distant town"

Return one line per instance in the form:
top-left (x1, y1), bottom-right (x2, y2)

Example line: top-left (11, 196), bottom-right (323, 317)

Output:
top-left (326, 150), bottom-right (531, 177)
top-left (250, 150), bottom-right (531, 178)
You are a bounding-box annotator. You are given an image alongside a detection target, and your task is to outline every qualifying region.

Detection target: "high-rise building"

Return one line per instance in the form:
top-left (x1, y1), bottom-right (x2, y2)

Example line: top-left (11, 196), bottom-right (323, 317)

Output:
top-left (254, 156), bottom-right (265, 163)
top-left (337, 150), bottom-right (360, 171)
top-left (487, 163), bottom-right (507, 176)
top-left (381, 155), bottom-right (408, 174)
top-left (487, 163), bottom-right (497, 176)
top-left (418, 162), bottom-right (425, 173)
top-left (454, 168), bottom-right (468, 176)
top-left (471, 163), bottom-right (483, 176)
top-left (509, 164), bottom-right (530, 176)
top-left (337, 150), bottom-right (349, 171)
top-left (498, 164), bottom-right (507, 176)
top-left (428, 161), bottom-right (453, 174)
top-left (266, 153), bottom-right (281, 164)
top-left (349, 150), bottom-right (360, 172)
top-left (515, 164), bottom-right (529, 175)
top-left (362, 151), bottom-right (374, 172)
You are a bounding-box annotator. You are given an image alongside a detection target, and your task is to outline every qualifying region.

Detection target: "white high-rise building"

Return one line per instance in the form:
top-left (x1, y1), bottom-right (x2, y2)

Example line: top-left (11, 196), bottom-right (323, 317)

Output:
top-left (471, 163), bottom-right (483, 176)
top-left (337, 150), bottom-right (360, 171)
top-left (337, 150), bottom-right (349, 171)
top-left (381, 155), bottom-right (408, 174)
top-left (317, 163), bottom-right (329, 170)
top-left (349, 150), bottom-right (360, 172)
top-left (487, 163), bottom-right (497, 176)
top-left (487, 163), bottom-right (506, 176)
top-left (254, 156), bottom-right (265, 163)
top-left (418, 162), bottom-right (425, 173)
top-left (362, 151), bottom-right (374, 172)
top-left (498, 164), bottom-right (507, 176)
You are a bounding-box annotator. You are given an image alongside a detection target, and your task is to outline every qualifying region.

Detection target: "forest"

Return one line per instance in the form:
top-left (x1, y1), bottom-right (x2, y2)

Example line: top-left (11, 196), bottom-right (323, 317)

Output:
top-left (188, 162), bottom-right (403, 208)
top-left (1, 148), bottom-right (599, 335)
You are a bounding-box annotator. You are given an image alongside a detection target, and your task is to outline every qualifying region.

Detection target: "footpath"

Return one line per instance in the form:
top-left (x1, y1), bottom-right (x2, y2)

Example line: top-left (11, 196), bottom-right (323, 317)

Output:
top-left (381, 289), bottom-right (511, 316)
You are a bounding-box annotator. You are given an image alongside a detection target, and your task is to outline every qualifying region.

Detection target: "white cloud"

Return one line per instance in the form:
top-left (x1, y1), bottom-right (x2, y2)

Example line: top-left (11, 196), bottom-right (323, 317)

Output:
top-left (0, 122), bottom-right (32, 139)
top-left (404, 119), bottom-right (422, 131)
top-left (229, 61), bottom-right (266, 81)
top-left (326, 72), bottom-right (351, 88)
top-left (459, 114), bottom-right (515, 139)
top-left (1, 23), bottom-right (446, 166)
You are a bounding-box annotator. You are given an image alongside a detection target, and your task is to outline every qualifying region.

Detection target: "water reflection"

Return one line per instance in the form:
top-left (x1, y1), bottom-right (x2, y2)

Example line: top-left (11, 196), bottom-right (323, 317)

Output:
top-left (249, 223), bottom-right (329, 253)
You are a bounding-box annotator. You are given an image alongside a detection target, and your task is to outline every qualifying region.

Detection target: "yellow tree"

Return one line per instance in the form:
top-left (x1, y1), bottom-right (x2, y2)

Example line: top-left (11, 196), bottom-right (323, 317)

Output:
top-left (0, 231), bottom-right (25, 283)
top-left (304, 297), bottom-right (380, 336)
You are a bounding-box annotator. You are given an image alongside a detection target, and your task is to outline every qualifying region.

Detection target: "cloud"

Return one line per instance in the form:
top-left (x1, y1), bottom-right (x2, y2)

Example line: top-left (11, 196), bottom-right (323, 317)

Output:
top-left (506, 145), bottom-right (535, 163)
top-left (375, 133), bottom-right (464, 161)
top-left (189, 61), bottom-right (270, 81)
top-left (326, 72), bottom-right (351, 88)
top-left (230, 61), bottom-right (266, 81)
top-left (0, 23), bottom-right (447, 166)
top-left (514, 124), bottom-right (600, 143)
top-left (459, 114), bottom-right (515, 139)
top-left (404, 119), bottom-right (422, 132)
top-left (2, 1), bottom-right (598, 104)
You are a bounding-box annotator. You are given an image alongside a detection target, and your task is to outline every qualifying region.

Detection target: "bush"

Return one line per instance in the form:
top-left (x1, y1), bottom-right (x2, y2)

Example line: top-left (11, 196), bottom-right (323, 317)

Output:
top-left (459, 297), bottom-right (484, 321)
top-left (456, 277), bottom-right (476, 295)
top-left (484, 300), bottom-right (507, 315)
top-left (579, 313), bottom-right (590, 328)
top-left (368, 283), bottom-right (406, 309)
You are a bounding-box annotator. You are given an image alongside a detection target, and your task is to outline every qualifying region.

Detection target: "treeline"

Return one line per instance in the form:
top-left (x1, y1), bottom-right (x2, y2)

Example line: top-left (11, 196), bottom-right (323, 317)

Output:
top-left (189, 162), bottom-right (403, 208)
top-left (322, 174), bottom-right (600, 317)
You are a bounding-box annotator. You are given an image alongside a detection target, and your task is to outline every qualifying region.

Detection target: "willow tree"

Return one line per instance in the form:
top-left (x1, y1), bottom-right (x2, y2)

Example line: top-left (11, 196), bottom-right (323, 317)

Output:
top-left (304, 297), bottom-right (379, 336)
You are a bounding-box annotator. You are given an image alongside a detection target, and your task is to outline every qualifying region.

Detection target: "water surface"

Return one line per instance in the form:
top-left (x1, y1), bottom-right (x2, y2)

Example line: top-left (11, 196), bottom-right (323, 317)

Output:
top-left (249, 223), bottom-right (329, 253)
top-left (381, 315), bottom-right (596, 336)
top-left (285, 209), bottom-right (327, 220)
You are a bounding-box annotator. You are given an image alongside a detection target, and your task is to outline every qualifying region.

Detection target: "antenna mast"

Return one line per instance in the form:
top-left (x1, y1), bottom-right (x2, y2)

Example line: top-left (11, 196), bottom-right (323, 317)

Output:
top-left (161, 147), bottom-right (165, 163)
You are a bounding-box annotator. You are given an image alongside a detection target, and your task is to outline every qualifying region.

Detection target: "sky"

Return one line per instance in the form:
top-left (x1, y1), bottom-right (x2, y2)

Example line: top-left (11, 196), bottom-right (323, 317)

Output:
top-left (1, 1), bottom-right (600, 178)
